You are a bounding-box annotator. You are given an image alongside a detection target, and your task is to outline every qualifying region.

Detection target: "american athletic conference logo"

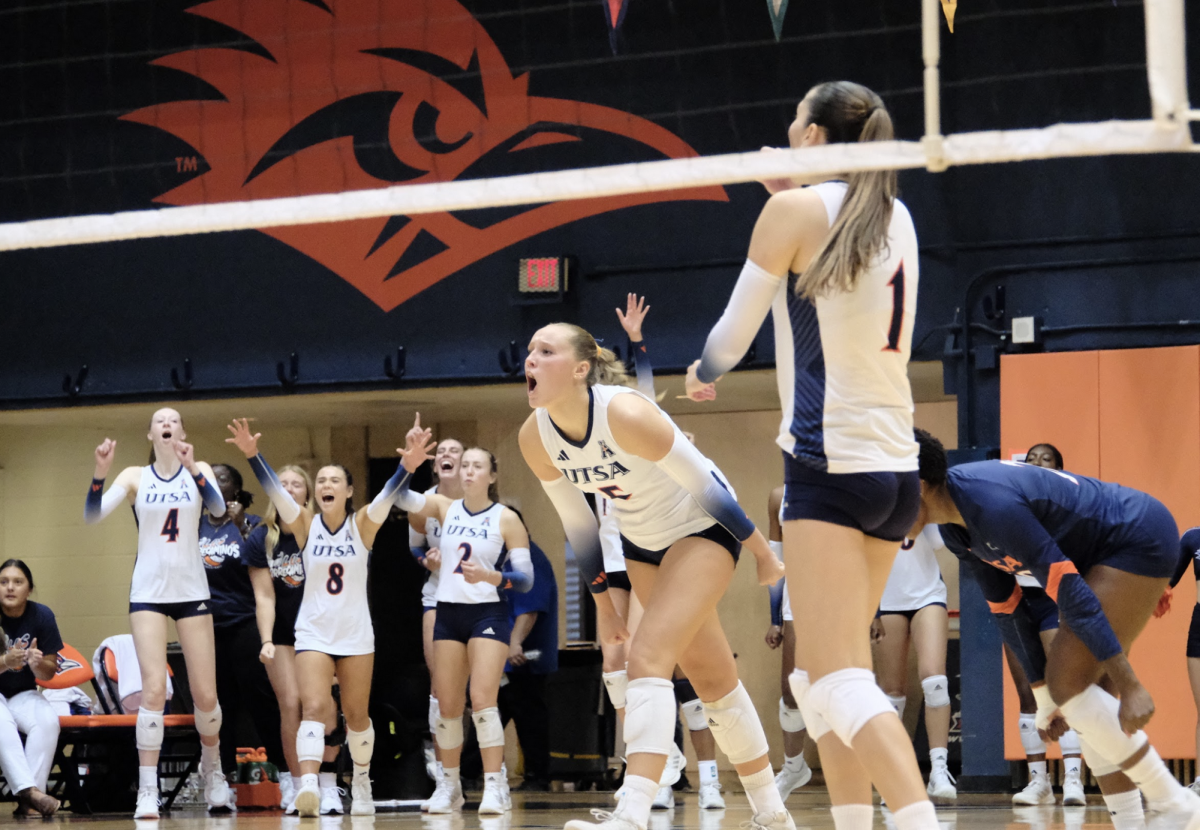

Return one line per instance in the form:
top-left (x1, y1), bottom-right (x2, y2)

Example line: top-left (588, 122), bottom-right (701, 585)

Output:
top-left (123, 0), bottom-right (727, 312)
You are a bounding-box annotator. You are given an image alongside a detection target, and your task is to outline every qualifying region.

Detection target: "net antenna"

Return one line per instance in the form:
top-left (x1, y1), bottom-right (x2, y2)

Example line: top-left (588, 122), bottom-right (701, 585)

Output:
top-left (0, 0), bottom-right (1193, 253)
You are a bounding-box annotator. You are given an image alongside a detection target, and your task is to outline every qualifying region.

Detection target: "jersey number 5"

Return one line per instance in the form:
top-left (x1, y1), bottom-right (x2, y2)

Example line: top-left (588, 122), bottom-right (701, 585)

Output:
top-left (452, 543), bottom-right (473, 574)
top-left (160, 508), bottom-right (180, 543)
top-left (326, 563), bottom-right (344, 595)
top-left (884, 262), bottom-right (905, 353)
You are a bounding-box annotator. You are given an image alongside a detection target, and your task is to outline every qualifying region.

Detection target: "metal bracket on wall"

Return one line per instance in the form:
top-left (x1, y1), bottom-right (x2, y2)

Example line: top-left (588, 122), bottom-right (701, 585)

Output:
top-left (498, 341), bottom-right (522, 377)
top-left (62, 365), bottom-right (88, 397)
top-left (276, 352), bottom-right (300, 388)
top-left (170, 358), bottom-right (193, 391)
top-left (384, 347), bottom-right (407, 381)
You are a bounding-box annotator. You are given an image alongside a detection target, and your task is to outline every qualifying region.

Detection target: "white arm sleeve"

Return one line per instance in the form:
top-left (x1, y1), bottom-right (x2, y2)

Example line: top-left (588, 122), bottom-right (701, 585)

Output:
top-left (655, 432), bottom-right (756, 541)
top-left (540, 476), bottom-right (607, 593)
top-left (696, 259), bottom-right (785, 384)
top-left (396, 490), bottom-right (427, 514)
top-left (85, 484), bottom-right (129, 524)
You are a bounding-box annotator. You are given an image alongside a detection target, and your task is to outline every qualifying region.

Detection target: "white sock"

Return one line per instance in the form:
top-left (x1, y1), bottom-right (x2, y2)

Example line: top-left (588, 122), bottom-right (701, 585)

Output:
top-left (201, 743), bottom-right (220, 773)
top-left (319, 772), bottom-right (336, 789)
top-left (784, 753), bottom-right (806, 771)
top-left (1125, 746), bottom-right (1182, 804)
top-left (1064, 757), bottom-right (1082, 776)
top-left (929, 748), bottom-right (948, 769)
top-left (892, 800), bottom-right (938, 830)
top-left (485, 771), bottom-right (504, 785)
top-left (699, 760), bottom-right (718, 786)
top-left (1029, 760), bottom-right (1047, 777)
top-left (281, 772), bottom-right (293, 787)
top-left (300, 773), bottom-right (318, 791)
top-left (741, 765), bottom-right (786, 815)
top-left (831, 804), bottom-right (874, 830)
top-left (139, 766), bottom-right (158, 790)
top-left (444, 766), bottom-right (461, 788)
top-left (1103, 790), bottom-right (1145, 830)
top-left (618, 774), bottom-right (657, 828)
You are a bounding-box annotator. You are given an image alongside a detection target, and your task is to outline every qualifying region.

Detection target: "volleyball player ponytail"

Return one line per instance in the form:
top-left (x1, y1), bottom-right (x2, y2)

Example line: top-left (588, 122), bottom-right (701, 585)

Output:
top-left (562, 324), bottom-right (631, 387)
top-left (795, 82), bottom-right (897, 301)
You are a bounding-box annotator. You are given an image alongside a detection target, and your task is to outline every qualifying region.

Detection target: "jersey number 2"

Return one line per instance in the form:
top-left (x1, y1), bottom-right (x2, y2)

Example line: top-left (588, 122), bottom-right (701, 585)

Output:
top-left (452, 543), bottom-right (473, 574)
top-left (326, 563), bottom-right (344, 595)
top-left (160, 508), bottom-right (180, 543)
top-left (884, 263), bottom-right (905, 353)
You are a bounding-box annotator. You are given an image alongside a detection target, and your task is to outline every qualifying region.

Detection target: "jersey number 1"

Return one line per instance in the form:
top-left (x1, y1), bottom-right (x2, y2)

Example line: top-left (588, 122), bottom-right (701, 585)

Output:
top-left (884, 262), bottom-right (905, 353)
top-left (160, 508), bottom-right (180, 543)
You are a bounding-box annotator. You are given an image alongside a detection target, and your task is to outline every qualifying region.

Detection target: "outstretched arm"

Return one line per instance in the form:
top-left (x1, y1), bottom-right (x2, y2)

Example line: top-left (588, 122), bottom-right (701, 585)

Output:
top-left (85, 440), bottom-right (140, 523)
top-left (227, 419), bottom-right (303, 532)
top-left (616, 293), bottom-right (655, 399)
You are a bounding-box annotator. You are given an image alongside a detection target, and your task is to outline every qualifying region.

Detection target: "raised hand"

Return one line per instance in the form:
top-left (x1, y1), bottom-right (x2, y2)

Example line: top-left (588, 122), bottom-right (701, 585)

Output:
top-left (398, 413), bottom-right (435, 473)
top-left (226, 418), bottom-right (262, 458)
top-left (24, 638), bottom-right (43, 667)
top-left (94, 439), bottom-right (117, 478)
top-left (615, 293), bottom-right (651, 342)
top-left (174, 440), bottom-right (198, 473)
top-left (685, 360), bottom-right (718, 402)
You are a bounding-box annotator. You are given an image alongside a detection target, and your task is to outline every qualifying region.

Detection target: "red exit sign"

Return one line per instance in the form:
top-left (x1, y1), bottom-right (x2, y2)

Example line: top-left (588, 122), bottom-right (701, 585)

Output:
top-left (519, 257), bottom-right (567, 293)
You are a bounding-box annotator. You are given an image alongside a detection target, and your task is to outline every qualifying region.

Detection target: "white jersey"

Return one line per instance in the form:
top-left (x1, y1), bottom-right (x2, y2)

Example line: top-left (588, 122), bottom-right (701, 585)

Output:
top-left (772, 181), bottom-right (919, 473)
top-left (295, 513), bottom-right (374, 655)
top-left (597, 496), bottom-right (627, 575)
top-left (420, 485), bottom-right (443, 608)
top-left (537, 385), bottom-right (718, 551)
top-left (879, 524), bottom-right (947, 612)
top-left (131, 466), bottom-right (210, 603)
top-left (435, 500), bottom-right (509, 604)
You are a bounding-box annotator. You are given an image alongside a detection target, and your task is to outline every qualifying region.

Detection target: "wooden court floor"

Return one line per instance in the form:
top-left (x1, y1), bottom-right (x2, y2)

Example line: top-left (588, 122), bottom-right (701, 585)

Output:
top-left (22, 791), bottom-right (1119, 830)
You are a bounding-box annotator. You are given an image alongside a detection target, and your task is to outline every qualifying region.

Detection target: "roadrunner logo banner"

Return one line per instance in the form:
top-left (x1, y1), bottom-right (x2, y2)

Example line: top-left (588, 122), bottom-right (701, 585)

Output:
top-left (123, 0), bottom-right (727, 311)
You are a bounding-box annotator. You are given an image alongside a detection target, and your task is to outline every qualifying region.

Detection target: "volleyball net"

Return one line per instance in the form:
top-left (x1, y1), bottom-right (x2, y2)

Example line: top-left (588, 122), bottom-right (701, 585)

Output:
top-left (0, 0), bottom-right (1192, 254)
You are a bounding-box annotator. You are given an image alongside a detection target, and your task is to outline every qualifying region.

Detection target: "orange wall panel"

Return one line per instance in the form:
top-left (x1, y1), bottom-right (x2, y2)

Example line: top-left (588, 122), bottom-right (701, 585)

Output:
top-left (999, 351), bottom-right (1100, 476)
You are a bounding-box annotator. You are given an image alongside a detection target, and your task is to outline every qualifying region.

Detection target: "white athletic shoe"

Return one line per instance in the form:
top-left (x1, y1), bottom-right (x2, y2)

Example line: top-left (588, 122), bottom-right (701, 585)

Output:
top-left (425, 743), bottom-right (439, 780)
top-left (698, 781), bottom-right (725, 809)
top-left (1147, 784), bottom-right (1200, 824)
top-left (134, 788), bottom-right (161, 820)
top-left (1062, 770), bottom-right (1086, 806)
top-left (651, 785), bottom-right (675, 810)
top-left (565, 808), bottom-right (642, 830)
top-left (280, 775), bottom-right (296, 810)
top-left (479, 779), bottom-right (512, 815)
top-left (426, 778), bottom-right (465, 814)
top-left (743, 810), bottom-right (798, 830)
top-left (659, 747), bottom-right (684, 788)
top-left (1012, 772), bottom-right (1055, 806)
top-left (351, 775), bottom-right (375, 816)
top-left (320, 785), bottom-right (345, 814)
top-left (294, 784), bottom-right (321, 817)
top-left (775, 759), bottom-right (813, 800)
top-left (927, 766), bottom-right (957, 800)
top-left (204, 768), bottom-right (235, 812)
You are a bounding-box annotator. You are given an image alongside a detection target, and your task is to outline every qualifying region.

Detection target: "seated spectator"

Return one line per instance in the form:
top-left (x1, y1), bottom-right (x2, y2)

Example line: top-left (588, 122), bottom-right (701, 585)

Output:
top-left (0, 559), bottom-right (62, 817)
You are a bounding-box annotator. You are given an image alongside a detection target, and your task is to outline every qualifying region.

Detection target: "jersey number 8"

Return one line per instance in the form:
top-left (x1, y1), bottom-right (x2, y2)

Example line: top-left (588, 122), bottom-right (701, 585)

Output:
top-left (326, 563), bottom-right (344, 595)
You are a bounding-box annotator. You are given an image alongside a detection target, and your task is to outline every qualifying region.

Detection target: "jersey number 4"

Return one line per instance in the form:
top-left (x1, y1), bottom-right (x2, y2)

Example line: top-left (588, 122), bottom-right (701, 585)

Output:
top-left (160, 508), bottom-right (180, 543)
top-left (883, 262), bottom-right (905, 353)
top-left (452, 543), bottom-right (473, 574)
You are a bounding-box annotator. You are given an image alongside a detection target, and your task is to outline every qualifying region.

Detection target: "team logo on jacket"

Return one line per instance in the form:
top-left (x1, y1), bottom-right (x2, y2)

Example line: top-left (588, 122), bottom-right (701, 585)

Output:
top-left (201, 538), bottom-right (242, 568)
top-left (122, 0), bottom-right (727, 312)
top-left (272, 551), bottom-right (306, 587)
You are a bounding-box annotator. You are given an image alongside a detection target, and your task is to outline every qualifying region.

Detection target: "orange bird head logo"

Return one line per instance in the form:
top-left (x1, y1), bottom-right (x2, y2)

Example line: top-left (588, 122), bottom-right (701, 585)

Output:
top-left (123, 0), bottom-right (727, 312)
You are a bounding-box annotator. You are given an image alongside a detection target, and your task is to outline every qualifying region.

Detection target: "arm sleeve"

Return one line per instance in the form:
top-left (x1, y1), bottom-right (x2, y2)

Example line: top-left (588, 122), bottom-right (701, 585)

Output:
top-left (499, 547), bottom-right (534, 593)
top-left (631, 340), bottom-right (655, 399)
top-left (961, 557), bottom-right (1048, 683)
top-left (247, 454), bottom-right (301, 524)
top-left (367, 460), bottom-right (413, 523)
top-left (541, 476), bottom-right (607, 594)
top-left (696, 259), bottom-right (784, 383)
top-left (84, 480), bottom-right (128, 524)
top-left (655, 432), bottom-right (756, 541)
top-left (193, 471), bottom-right (226, 518)
top-left (768, 540), bottom-right (784, 625)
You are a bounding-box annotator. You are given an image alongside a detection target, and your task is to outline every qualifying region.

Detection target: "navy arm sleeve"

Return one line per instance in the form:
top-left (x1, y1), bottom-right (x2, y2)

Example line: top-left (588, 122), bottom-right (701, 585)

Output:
top-left (769, 580), bottom-right (785, 626)
top-left (631, 340), bottom-right (655, 399)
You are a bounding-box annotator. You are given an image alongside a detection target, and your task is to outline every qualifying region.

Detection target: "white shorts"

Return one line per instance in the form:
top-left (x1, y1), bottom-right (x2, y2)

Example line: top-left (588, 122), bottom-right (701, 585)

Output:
top-left (422, 573), bottom-right (438, 609)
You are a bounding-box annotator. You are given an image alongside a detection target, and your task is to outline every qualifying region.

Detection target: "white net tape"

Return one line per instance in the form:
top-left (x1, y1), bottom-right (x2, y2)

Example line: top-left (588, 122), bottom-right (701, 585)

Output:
top-left (0, 119), bottom-right (1189, 254)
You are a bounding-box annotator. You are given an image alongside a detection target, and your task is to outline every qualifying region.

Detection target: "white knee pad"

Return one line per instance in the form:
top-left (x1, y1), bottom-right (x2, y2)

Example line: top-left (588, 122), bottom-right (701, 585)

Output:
top-left (435, 714), bottom-right (464, 751)
top-left (1059, 685), bottom-right (1145, 768)
top-left (624, 677), bottom-right (676, 757)
top-left (921, 675), bottom-right (950, 709)
top-left (1018, 714), bottom-right (1046, 756)
top-left (603, 670), bottom-right (629, 710)
top-left (428, 696), bottom-right (440, 735)
top-left (297, 720), bottom-right (325, 763)
top-left (347, 721), bottom-right (375, 765)
top-left (702, 681), bottom-right (770, 765)
top-left (778, 697), bottom-right (806, 733)
top-left (1078, 735), bottom-right (1120, 777)
top-left (136, 707), bottom-right (165, 751)
top-left (194, 704), bottom-right (222, 738)
top-left (807, 668), bottom-right (896, 746)
top-left (681, 698), bottom-right (708, 732)
top-left (473, 707), bottom-right (504, 749)
top-left (789, 669), bottom-right (832, 741)
top-left (1059, 728), bottom-right (1082, 756)
top-left (886, 693), bottom-right (908, 719)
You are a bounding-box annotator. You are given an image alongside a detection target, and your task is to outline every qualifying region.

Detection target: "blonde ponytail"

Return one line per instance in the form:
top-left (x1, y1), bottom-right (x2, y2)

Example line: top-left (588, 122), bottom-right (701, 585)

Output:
top-left (794, 83), bottom-right (897, 301)
top-left (559, 323), bottom-right (631, 387)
